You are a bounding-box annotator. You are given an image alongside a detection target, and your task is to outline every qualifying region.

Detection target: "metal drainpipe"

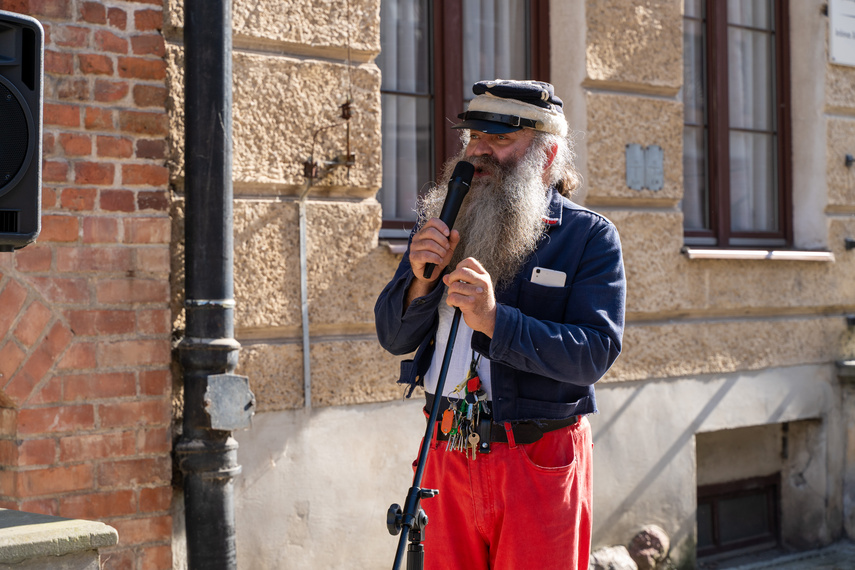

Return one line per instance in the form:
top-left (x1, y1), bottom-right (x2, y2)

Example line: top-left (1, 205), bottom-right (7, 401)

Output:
top-left (175, 1), bottom-right (253, 569)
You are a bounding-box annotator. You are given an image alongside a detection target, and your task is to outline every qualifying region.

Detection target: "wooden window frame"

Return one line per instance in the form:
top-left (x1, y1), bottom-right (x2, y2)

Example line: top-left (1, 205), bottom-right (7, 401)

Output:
top-left (684, 0), bottom-right (793, 248)
top-left (697, 474), bottom-right (781, 559)
top-left (381, 0), bottom-right (551, 233)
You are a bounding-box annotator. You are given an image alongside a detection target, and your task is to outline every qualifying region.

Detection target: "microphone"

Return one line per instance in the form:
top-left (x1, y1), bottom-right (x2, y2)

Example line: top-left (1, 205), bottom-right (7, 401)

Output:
top-left (423, 161), bottom-right (475, 279)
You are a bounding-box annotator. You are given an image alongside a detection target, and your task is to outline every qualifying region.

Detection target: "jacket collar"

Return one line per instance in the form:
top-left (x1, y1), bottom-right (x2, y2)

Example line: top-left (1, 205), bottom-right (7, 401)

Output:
top-left (542, 187), bottom-right (564, 227)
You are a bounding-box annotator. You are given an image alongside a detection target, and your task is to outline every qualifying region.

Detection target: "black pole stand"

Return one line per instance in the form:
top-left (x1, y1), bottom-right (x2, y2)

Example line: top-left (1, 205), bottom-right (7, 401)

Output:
top-left (387, 307), bottom-right (463, 570)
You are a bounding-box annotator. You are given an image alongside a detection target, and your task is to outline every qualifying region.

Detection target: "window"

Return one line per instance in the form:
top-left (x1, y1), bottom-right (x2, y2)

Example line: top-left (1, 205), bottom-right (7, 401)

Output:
top-left (697, 475), bottom-right (780, 560)
top-left (377, 0), bottom-right (550, 238)
top-left (683, 0), bottom-right (792, 247)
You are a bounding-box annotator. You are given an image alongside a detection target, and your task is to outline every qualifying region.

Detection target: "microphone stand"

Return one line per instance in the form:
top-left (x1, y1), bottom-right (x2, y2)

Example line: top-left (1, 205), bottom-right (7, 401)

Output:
top-left (387, 306), bottom-right (463, 570)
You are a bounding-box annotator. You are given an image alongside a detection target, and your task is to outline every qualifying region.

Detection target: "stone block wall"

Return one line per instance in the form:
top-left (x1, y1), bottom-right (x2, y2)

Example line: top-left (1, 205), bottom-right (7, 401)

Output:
top-left (0, 1), bottom-right (173, 568)
top-left (164, 0), bottom-right (399, 414)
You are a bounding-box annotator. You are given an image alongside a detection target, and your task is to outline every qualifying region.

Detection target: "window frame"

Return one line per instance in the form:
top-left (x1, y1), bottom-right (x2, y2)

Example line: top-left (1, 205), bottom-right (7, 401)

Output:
top-left (380, 0), bottom-right (551, 235)
top-left (697, 473), bottom-right (781, 559)
top-left (684, 0), bottom-right (793, 248)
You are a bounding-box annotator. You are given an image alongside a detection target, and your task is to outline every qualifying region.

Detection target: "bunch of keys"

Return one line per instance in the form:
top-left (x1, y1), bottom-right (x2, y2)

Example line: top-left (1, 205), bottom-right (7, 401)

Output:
top-left (440, 353), bottom-right (490, 459)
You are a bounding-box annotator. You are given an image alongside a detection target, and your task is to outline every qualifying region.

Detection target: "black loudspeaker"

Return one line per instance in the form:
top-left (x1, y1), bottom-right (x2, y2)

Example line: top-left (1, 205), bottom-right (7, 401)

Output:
top-left (0, 10), bottom-right (43, 251)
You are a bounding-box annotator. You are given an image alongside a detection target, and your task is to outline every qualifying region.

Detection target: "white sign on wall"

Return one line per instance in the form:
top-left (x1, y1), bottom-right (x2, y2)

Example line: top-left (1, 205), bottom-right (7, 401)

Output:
top-left (830, 0), bottom-right (855, 67)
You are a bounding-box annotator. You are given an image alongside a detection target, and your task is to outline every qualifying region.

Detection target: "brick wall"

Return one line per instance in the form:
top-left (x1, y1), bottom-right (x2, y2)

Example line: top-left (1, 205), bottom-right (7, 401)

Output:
top-left (0, 1), bottom-right (172, 568)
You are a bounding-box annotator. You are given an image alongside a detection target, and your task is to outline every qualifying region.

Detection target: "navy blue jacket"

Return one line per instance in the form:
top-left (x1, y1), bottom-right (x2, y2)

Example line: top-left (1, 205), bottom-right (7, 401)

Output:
top-left (374, 188), bottom-right (626, 422)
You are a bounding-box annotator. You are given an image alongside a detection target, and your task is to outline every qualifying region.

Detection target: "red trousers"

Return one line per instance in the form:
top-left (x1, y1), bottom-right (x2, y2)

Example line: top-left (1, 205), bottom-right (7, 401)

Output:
top-left (416, 417), bottom-right (593, 570)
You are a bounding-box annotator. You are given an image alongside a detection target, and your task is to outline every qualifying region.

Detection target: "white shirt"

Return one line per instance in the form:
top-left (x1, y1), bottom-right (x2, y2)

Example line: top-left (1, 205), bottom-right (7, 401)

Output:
top-left (423, 292), bottom-right (493, 400)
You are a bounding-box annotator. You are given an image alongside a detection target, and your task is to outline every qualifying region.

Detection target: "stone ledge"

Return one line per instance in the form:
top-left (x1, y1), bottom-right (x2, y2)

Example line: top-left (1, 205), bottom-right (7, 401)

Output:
top-left (0, 509), bottom-right (118, 565)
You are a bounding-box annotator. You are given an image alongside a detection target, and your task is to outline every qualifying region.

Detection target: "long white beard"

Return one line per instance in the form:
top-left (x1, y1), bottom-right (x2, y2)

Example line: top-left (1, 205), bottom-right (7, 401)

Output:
top-left (417, 143), bottom-right (552, 290)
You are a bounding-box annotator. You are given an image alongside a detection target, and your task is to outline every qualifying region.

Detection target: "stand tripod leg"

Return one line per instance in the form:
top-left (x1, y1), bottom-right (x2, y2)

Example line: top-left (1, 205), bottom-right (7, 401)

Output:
top-left (390, 308), bottom-right (463, 570)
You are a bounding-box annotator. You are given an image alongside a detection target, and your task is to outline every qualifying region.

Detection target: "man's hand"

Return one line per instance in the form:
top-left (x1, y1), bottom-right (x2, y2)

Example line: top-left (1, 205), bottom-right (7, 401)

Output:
top-left (405, 218), bottom-right (460, 307)
top-left (443, 258), bottom-right (496, 338)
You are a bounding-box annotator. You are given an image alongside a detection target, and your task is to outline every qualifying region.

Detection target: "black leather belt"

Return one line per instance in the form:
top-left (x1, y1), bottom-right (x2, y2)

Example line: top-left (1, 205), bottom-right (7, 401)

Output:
top-left (425, 393), bottom-right (578, 447)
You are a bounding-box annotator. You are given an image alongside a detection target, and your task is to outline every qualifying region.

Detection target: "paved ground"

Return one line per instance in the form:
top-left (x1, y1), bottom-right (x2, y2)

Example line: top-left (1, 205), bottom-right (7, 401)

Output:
top-left (712, 540), bottom-right (855, 570)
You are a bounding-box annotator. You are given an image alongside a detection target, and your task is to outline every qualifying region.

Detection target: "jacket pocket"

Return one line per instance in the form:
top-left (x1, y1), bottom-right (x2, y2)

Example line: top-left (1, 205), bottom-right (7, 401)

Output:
top-left (517, 279), bottom-right (571, 321)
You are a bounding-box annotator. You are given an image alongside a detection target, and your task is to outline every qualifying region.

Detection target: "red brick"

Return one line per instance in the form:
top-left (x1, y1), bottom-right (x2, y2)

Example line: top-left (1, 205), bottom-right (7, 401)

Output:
top-left (3, 368), bottom-right (39, 406)
top-left (18, 438), bottom-right (56, 466)
top-left (136, 308), bottom-right (170, 334)
top-left (139, 487), bottom-right (171, 513)
top-left (123, 164), bottom-right (168, 187)
top-left (133, 9), bottom-right (162, 32)
top-left (60, 431), bottom-right (136, 462)
top-left (80, 2), bottom-right (106, 24)
top-left (96, 135), bottom-right (134, 158)
top-left (66, 309), bottom-right (135, 336)
top-left (94, 29), bottom-right (128, 54)
top-left (17, 464), bottom-right (94, 497)
top-left (14, 245), bottom-right (52, 272)
top-left (0, 342), bottom-right (26, 386)
top-left (94, 79), bottom-right (130, 103)
top-left (84, 107), bottom-right (114, 130)
top-left (56, 246), bottom-right (133, 273)
top-left (109, 515), bottom-right (172, 548)
top-left (43, 132), bottom-right (55, 154)
top-left (13, 301), bottom-right (52, 346)
top-left (83, 217), bottom-right (119, 243)
top-left (140, 543), bottom-right (172, 570)
top-left (28, 0), bottom-right (72, 19)
top-left (60, 490), bottom-right (135, 519)
top-left (18, 405), bottom-right (95, 436)
top-left (53, 77), bottom-right (90, 101)
top-left (117, 56), bottom-right (165, 80)
top-left (43, 103), bottom-right (80, 127)
top-left (19, 499), bottom-right (59, 516)
top-left (0, 408), bottom-right (18, 437)
top-left (99, 457), bottom-right (170, 488)
top-left (58, 133), bottom-right (92, 156)
top-left (102, 549), bottom-right (134, 570)
top-left (60, 187), bottom-right (97, 211)
top-left (107, 8), bottom-right (127, 30)
top-left (30, 376), bottom-right (62, 404)
top-left (63, 372), bottom-right (136, 401)
top-left (139, 426), bottom-right (170, 454)
top-left (42, 187), bottom-right (59, 209)
top-left (139, 370), bottom-right (169, 396)
top-left (39, 214), bottom-right (79, 242)
top-left (99, 189), bottom-right (135, 212)
top-left (75, 162), bottom-right (115, 185)
top-left (124, 217), bottom-right (170, 243)
top-left (0, 439), bottom-right (17, 465)
top-left (43, 320), bottom-right (73, 357)
top-left (135, 140), bottom-right (166, 160)
top-left (118, 110), bottom-right (168, 135)
top-left (97, 339), bottom-right (170, 366)
top-left (78, 53), bottom-right (114, 75)
top-left (137, 190), bottom-right (168, 211)
top-left (101, 400), bottom-right (170, 429)
top-left (0, 278), bottom-right (29, 333)
top-left (53, 25), bottom-right (89, 48)
top-left (131, 34), bottom-right (165, 57)
top-left (30, 277), bottom-right (89, 304)
top-left (132, 84), bottom-right (167, 108)
top-left (96, 278), bottom-right (168, 304)
top-left (57, 342), bottom-right (97, 370)
top-left (45, 50), bottom-right (73, 75)
top-left (42, 160), bottom-right (69, 183)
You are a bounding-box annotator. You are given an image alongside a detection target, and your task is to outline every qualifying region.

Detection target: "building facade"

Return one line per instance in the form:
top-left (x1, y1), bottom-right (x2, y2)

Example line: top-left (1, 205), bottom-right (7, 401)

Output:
top-left (0, 0), bottom-right (852, 569)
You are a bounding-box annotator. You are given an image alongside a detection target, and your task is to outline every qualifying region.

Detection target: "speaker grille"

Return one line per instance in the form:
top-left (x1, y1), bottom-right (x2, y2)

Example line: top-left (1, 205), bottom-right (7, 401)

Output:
top-left (0, 83), bottom-right (29, 193)
top-left (0, 210), bottom-right (18, 233)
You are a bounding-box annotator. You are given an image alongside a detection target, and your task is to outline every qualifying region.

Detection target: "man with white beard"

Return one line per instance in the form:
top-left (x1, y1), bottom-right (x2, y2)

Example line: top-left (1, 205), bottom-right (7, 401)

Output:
top-left (375, 80), bottom-right (626, 570)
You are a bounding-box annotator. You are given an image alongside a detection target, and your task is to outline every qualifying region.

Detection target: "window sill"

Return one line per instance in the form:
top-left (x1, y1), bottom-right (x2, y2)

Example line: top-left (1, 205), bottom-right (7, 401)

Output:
top-left (681, 247), bottom-right (835, 262)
